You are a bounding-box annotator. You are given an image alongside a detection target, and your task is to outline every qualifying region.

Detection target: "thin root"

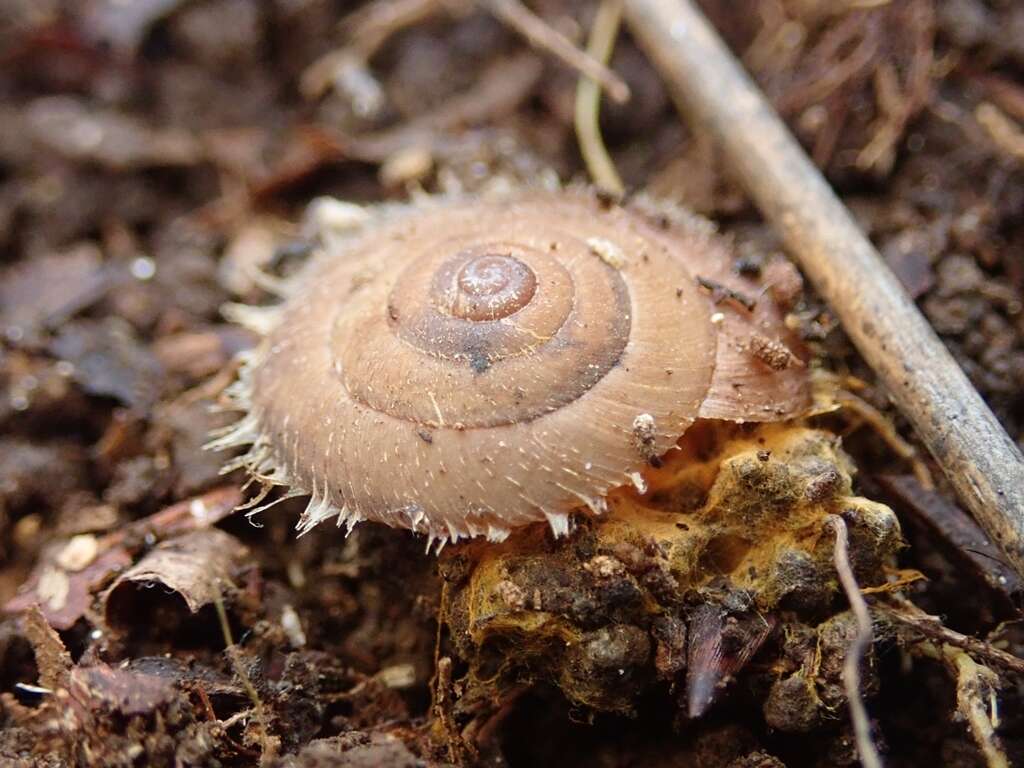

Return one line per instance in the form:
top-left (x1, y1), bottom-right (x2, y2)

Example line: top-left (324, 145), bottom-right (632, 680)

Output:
top-left (574, 0), bottom-right (625, 196)
top-left (835, 387), bottom-right (935, 490)
top-left (944, 644), bottom-right (1009, 768)
top-left (881, 596), bottom-right (1014, 768)
top-left (828, 514), bottom-right (883, 768)
top-left (213, 580), bottom-right (279, 763)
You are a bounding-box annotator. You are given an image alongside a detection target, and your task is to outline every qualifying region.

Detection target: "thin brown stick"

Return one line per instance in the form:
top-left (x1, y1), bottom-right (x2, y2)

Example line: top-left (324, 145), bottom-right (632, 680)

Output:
top-left (624, 0), bottom-right (1024, 581)
top-left (877, 597), bottom-right (1024, 677)
top-left (480, 0), bottom-right (630, 104)
top-left (829, 516), bottom-right (883, 768)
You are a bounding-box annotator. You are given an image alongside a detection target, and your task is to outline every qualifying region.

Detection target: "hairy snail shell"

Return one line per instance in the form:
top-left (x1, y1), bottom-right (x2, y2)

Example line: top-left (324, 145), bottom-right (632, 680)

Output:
top-left (213, 190), bottom-right (810, 546)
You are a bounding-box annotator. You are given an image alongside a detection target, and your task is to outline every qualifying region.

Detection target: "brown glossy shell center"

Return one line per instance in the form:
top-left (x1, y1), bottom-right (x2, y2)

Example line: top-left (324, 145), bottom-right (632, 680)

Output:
top-left (439, 250), bottom-right (537, 321)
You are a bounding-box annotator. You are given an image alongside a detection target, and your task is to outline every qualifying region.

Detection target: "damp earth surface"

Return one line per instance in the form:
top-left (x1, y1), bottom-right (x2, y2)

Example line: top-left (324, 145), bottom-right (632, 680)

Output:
top-left (0, 1), bottom-right (1023, 767)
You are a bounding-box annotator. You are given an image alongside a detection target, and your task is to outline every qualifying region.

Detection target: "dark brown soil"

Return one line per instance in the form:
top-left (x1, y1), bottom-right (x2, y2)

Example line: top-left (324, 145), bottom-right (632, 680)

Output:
top-left (1, 1), bottom-right (1022, 766)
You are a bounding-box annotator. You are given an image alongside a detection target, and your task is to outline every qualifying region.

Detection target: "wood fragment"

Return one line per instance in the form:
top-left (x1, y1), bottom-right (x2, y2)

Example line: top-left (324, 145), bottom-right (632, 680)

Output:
top-left (624, 0), bottom-right (1024, 580)
top-left (876, 475), bottom-right (1022, 604)
top-left (480, 0), bottom-right (630, 104)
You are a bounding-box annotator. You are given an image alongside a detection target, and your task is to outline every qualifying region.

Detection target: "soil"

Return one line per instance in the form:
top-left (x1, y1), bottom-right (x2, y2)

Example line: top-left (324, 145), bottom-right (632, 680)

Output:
top-left (1, 0), bottom-right (1023, 766)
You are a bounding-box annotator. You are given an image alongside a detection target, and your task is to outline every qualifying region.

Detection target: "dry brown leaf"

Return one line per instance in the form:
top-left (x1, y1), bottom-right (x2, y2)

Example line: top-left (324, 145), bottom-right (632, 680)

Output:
top-left (22, 605), bottom-right (72, 691)
top-left (103, 529), bottom-right (250, 628)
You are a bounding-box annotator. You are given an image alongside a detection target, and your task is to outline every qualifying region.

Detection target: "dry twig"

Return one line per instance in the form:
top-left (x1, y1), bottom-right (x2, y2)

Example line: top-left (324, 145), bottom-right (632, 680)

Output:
top-left (303, 0), bottom-right (454, 107)
top-left (877, 597), bottom-right (1024, 678)
top-left (480, 0), bottom-right (630, 104)
top-left (877, 597), bottom-right (1016, 767)
top-left (856, 1), bottom-right (933, 173)
top-left (327, 53), bottom-right (544, 163)
top-left (911, 636), bottom-right (1010, 768)
top-left (342, 0), bottom-right (453, 60)
top-left (624, 0), bottom-right (1024, 581)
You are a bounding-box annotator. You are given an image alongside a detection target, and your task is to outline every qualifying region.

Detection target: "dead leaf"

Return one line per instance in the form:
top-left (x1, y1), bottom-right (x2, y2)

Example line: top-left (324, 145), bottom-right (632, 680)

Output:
top-left (5, 546), bottom-right (132, 631)
top-left (103, 529), bottom-right (250, 629)
top-left (22, 605), bottom-right (72, 690)
top-left (49, 318), bottom-right (165, 412)
top-left (69, 664), bottom-right (177, 716)
top-left (4, 487), bottom-right (242, 629)
top-left (0, 244), bottom-right (111, 347)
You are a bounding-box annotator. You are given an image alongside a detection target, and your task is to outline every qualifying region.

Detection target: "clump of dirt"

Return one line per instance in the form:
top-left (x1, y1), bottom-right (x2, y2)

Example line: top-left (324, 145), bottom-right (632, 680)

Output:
top-left (440, 422), bottom-right (899, 721)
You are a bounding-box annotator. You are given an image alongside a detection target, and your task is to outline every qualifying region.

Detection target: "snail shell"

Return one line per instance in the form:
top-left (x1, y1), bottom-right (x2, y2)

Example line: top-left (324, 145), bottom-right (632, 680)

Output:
top-left (213, 190), bottom-right (810, 545)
